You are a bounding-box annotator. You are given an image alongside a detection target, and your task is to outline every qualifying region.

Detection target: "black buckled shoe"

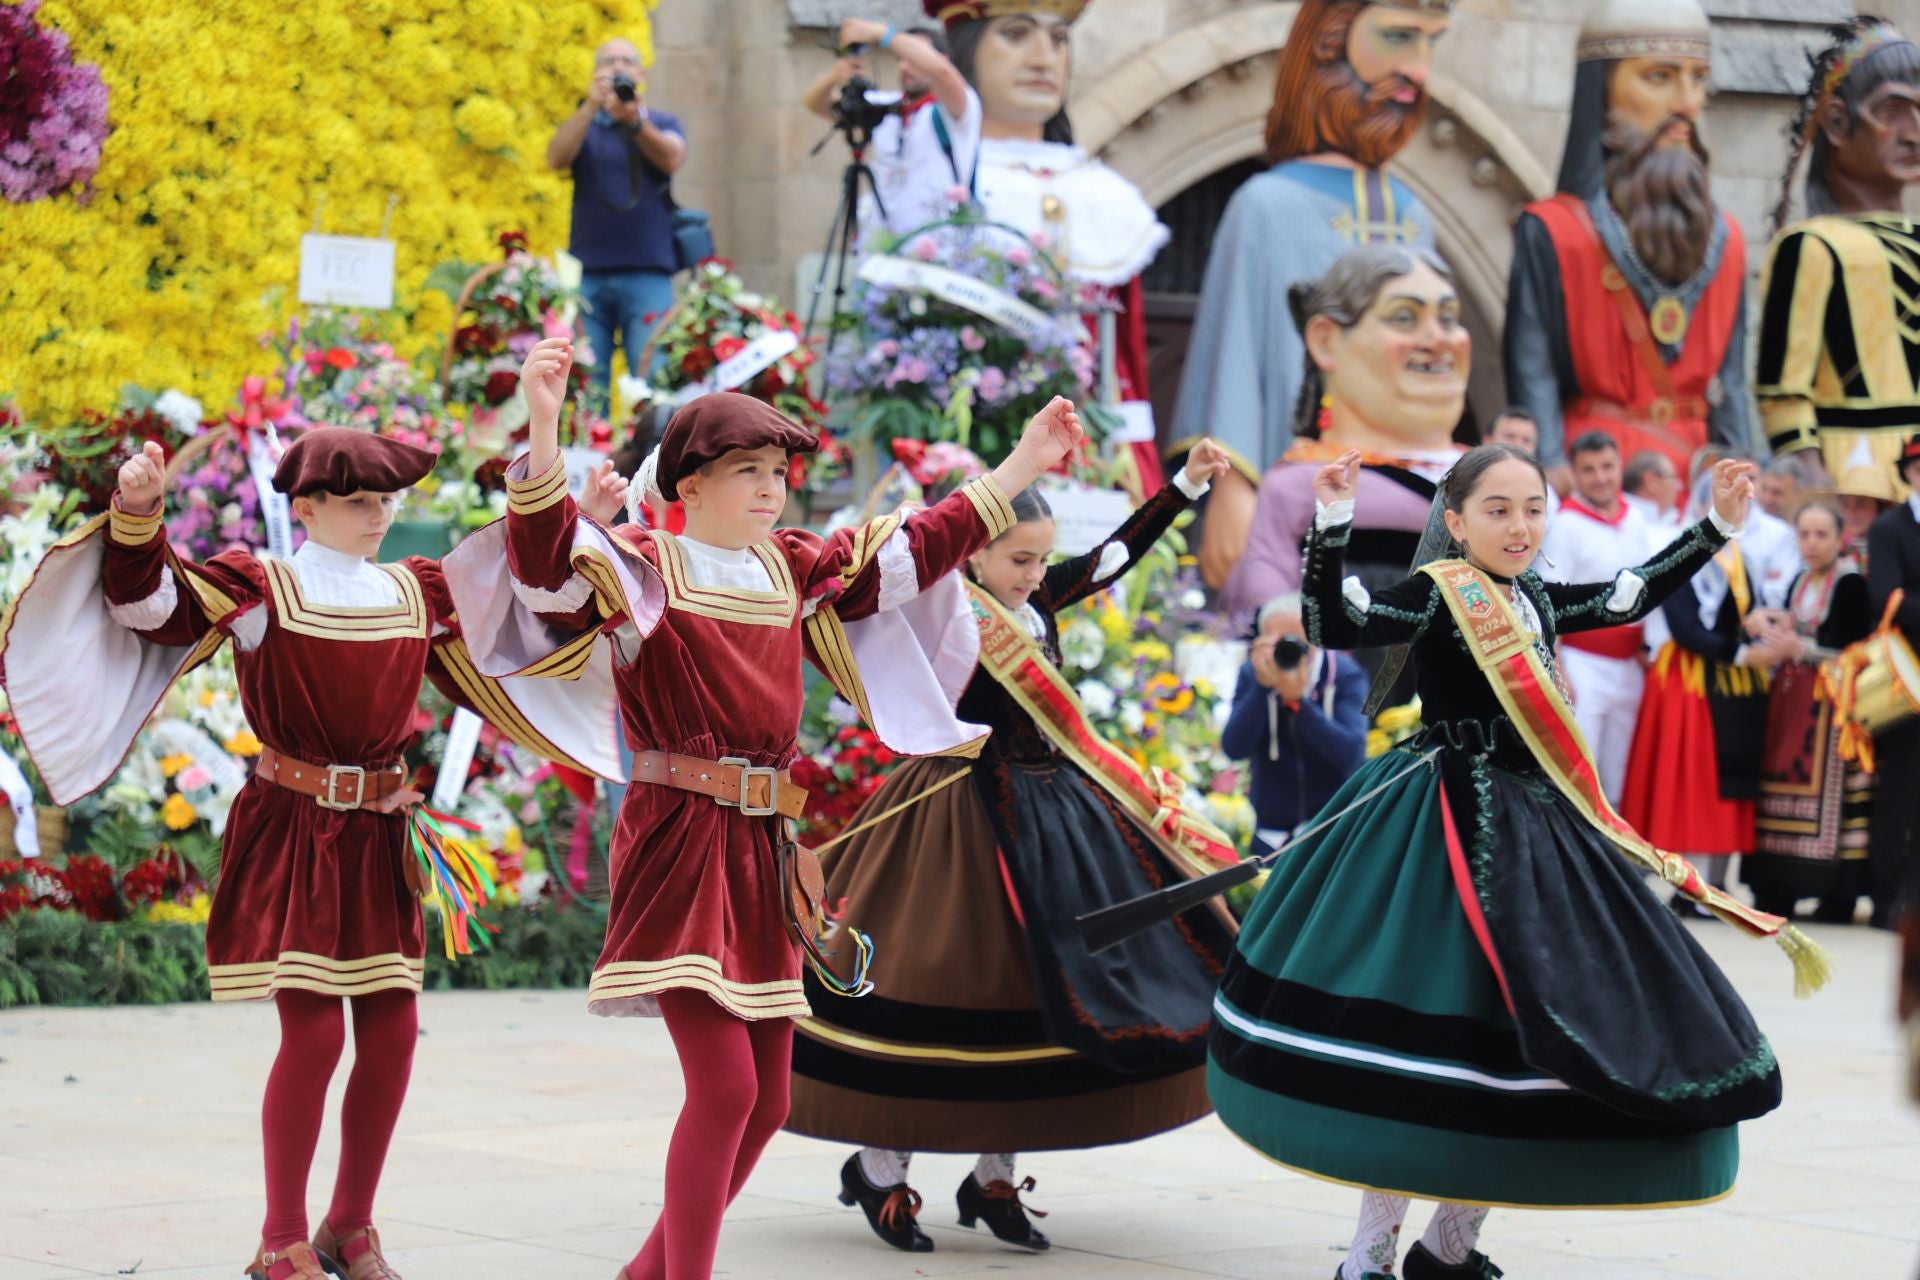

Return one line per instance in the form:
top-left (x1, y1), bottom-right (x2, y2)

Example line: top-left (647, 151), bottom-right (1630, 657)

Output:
top-left (956, 1173), bottom-right (1050, 1251)
top-left (837, 1154), bottom-right (933, 1252)
top-left (1403, 1241), bottom-right (1503, 1279)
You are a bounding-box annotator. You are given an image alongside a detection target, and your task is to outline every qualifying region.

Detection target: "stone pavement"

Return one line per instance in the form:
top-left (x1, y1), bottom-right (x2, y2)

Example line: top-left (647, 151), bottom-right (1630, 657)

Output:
top-left (3, 921), bottom-right (1917, 1280)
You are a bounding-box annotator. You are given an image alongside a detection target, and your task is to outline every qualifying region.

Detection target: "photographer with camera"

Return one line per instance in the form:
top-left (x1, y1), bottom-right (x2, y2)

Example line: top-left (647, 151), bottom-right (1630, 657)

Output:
top-left (547, 37), bottom-right (688, 413)
top-left (801, 18), bottom-right (978, 240)
top-left (1222, 595), bottom-right (1370, 852)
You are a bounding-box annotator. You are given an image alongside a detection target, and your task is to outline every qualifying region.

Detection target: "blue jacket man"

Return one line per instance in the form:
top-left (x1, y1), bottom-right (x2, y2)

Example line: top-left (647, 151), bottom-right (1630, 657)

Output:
top-left (1222, 597), bottom-right (1370, 846)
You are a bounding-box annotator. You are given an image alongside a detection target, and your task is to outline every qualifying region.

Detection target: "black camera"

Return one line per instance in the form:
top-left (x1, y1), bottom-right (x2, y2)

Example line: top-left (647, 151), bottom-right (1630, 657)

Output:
top-left (1272, 637), bottom-right (1309, 671)
top-left (612, 72), bottom-right (638, 103)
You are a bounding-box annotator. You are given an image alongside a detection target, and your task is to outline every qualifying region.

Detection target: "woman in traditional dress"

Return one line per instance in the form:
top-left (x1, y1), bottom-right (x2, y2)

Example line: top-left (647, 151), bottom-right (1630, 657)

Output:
top-left (1622, 471), bottom-right (1797, 913)
top-left (786, 441), bottom-right (1238, 1253)
top-left (1749, 502), bottom-right (1876, 921)
top-left (1210, 440), bottom-right (1816, 1280)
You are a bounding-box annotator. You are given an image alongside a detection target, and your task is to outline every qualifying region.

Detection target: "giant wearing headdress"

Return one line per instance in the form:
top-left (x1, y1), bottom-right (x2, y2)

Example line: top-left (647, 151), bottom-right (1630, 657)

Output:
top-left (1756, 17), bottom-right (1920, 496)
top-left (1177, 0), bottom-right (1452, 587)
top-left (1505, 0), bottom-right (1756, 489)
top-left (924, 0), bottom-right (1170, 489)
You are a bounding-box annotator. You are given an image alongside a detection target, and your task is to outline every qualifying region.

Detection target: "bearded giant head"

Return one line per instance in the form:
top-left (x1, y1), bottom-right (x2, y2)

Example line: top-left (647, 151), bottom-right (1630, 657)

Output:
top-left (1560, 0), bottom-right (1717, 286)
top-left (1265, 0), bottom-right (1456, 170)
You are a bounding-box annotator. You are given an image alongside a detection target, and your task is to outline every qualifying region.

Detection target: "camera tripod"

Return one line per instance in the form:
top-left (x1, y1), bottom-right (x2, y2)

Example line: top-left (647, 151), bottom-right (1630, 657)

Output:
top-left (802, 125), bottom-right (887, 354)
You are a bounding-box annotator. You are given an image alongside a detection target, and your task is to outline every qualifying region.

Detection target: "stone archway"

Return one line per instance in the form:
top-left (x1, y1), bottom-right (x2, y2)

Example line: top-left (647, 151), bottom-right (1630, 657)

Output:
top-left (1067, 4), bottom-right (1554, 429)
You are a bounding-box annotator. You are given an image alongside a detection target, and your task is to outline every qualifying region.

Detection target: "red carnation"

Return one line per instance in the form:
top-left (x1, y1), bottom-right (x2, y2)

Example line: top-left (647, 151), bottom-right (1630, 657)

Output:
top-left (482, 370), bottom-right (520, 405)
top-left (499, 229), bottom-right (530, 254)
top-left (713, 336), bottom-right (747, 362)
top-left (323, 347), bottom-right (356, 370)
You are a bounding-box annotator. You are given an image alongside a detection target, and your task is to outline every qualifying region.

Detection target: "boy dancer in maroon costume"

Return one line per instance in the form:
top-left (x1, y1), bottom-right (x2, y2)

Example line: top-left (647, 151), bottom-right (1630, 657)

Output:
top-left (447, 335), bottom-right (1083, 1279)
top-left (0, 427), bottom-right (620, 1280)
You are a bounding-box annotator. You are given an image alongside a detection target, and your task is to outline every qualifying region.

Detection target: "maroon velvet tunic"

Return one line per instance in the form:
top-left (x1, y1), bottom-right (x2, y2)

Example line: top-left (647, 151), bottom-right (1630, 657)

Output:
top-left (98, 507), bottom-right (460, 1001)
top-left (503, 453), bottom-right (1013, 1020)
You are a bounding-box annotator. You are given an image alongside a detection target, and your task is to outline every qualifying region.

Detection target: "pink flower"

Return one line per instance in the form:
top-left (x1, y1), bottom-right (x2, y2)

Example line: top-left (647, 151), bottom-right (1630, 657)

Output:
top-left (176, 766), bottom-right (211, 791)
top-left (874, 340), bottom-right (898, 358)
top-left (1006, 246), bottom-right (1032, 268)
top-left (944, 184), bottom-right (970, 205)
top-left (960, 326), bottom-right (985, 352)
top-left (911, 238), bottom-right (940, 262)
top-left (977, 366), bottom-right (1007, 401)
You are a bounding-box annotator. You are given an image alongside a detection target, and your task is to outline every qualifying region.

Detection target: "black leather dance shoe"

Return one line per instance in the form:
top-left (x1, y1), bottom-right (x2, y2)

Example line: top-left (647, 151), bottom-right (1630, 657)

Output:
top-left (837, 1154), bottom-right (933, 1252)
top-left (955, 1172), bottom-right (1050, 1251)
top-left (1403, 1241), bottom-right (1504, 1279)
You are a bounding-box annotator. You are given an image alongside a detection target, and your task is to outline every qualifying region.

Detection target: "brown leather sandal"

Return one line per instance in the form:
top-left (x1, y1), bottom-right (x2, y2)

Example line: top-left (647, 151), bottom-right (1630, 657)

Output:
top-left (245, 1241), bottom-right (327, 1280)
top-left (311, 1221), bottom-right (403, 1280)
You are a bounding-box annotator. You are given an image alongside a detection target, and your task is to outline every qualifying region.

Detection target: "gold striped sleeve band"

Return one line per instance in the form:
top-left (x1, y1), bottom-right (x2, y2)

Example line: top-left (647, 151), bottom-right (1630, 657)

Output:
top-left (960, 474), bottom-right (1017, 538)
top-left (508, 451), bottom-right (570, 515)
top-left (109, 501), bottom-right (167, 546)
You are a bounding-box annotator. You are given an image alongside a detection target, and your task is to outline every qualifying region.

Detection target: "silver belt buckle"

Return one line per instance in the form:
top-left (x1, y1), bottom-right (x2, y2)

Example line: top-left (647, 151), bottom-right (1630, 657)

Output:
top-left (718, 756), bottom-right (779, 817)
top-left (318, 764), bottom-right (368, 811)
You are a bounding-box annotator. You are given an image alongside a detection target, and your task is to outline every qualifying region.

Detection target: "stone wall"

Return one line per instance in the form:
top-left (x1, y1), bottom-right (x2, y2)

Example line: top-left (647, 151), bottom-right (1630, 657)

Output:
top-left (630, 0), bottom-right (1920, 383)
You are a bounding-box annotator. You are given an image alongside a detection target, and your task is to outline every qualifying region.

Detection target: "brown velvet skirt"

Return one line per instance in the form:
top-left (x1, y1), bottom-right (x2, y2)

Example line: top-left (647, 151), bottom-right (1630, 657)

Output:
top-left (786, 756), bottom-right (1210, 1152)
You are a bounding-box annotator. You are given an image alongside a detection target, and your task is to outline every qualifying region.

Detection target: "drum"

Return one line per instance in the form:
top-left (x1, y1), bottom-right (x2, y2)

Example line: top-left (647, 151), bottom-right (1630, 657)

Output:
top-left (1823, 590), bottom-right (1920, 768)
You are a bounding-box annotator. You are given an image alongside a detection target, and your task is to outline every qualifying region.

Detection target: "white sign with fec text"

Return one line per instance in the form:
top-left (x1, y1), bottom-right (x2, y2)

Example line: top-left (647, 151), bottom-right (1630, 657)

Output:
top-left (1112, 400), bottom-right (1157, 444)
top-left (298, 235), bottom-right (397, 309)
top-left (561, 447), bottom-right (607, 501)
top-left (673, 331), bottom-right (800, 405)
top-left (432, 708), bottom-right (485, 812)
top-left (0, 751), bottom-right (38, 858)
top-left (1045, 483), bottom-right (1138, 558)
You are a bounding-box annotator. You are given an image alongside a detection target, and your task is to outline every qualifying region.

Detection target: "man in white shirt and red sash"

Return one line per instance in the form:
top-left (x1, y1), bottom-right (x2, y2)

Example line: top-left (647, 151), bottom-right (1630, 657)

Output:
top-left (1541, 430), bottom-right (1656, 804)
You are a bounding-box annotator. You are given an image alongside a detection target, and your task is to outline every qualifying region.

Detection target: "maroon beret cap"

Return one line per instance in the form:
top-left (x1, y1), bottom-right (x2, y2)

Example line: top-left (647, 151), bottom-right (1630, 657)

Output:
top-left (658, 393), bottom-right (818, 500)
top-left (272, 427), bottom-right (437, 498)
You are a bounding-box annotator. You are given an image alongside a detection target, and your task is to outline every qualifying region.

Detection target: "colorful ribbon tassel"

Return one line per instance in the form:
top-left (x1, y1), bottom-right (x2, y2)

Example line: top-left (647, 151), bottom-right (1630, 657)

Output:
top-left (407, 807), bottom-right (498, 960)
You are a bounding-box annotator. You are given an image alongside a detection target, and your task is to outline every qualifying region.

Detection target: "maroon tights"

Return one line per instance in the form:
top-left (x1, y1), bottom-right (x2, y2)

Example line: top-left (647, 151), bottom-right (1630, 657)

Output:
top-left (625, 989), bottom-right (793, 1280)
top-left (259, 989), bottom-right (418, 1265)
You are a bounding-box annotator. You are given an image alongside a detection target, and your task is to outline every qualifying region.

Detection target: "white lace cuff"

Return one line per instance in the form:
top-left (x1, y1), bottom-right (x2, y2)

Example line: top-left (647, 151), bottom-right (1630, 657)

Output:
top-left (1093, 542), bottom-right (1130, 583)
top-left (511, 571), bottom-right (595, 615)
top-left (1341, 576), bottom-right (1372, 614)
top-left (106, 568), bottom-right (178, 632)
top-left (1316, 499), bottom-right (1355, 530)
top-left (1708, 507), bottom-right (1744, 539)
top-left (1172, 467), bottom-right (1209, 501)
top-left (1605, 571), bottom-right (1646, 614)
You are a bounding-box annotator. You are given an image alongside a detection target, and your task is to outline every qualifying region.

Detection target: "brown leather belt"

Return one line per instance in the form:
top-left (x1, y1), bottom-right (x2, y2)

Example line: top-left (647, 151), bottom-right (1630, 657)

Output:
top-left (256, 746), bottom-right (409, 812)
top-left (633, 750), bottom-right (807, 820)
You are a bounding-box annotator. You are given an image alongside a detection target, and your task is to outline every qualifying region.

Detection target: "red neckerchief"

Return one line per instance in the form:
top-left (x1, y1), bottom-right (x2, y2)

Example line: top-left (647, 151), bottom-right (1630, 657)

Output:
top-left (898, 91), bottom-right (935, 121)
top-left (1561, 495), bottom-right (1630, 528)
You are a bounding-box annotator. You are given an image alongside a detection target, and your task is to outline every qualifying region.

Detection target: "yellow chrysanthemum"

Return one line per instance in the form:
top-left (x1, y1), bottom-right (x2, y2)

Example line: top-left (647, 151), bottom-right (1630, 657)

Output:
top-left (144, 892), bottom-right (213, 926)
top-left (502, 825), bottom-right (523, 855)
top-left (223, 730), bottom-right (263, 757)
top-left (160, 793), bottom-right (197, 830)
top-left (1366, 729), bottom-right (1392, 758)
top-left (157, 753), bottom-right (193, 778)
top-left (2, 1), bottom-right (657, 423)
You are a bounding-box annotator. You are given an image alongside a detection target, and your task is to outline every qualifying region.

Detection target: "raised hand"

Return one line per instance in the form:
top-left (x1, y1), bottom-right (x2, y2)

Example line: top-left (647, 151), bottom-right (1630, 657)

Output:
top-left (1016, 396), bottom-right (1084, 472)
top-left (987, 396), bottom-right (1085, 505)
top-left (522, 337), bottom-right (573, 432)
top-left (117, 440), bottom-right (167, 516)
top-left (1312, 449), bottom-right (1362, 510)
top-left (579, 459), bottom-right (630, 524)
top-left (1185, 437), bottom-right (1232, 486)
top-left (1709, 458), bottom-right (1756, 529)
top-left (839, 17), bottom-right (888, 48)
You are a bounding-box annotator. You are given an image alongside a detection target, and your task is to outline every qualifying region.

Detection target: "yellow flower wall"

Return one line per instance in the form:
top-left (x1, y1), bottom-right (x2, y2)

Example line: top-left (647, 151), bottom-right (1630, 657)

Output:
top-left (0, 0), bottom-right (656, 423)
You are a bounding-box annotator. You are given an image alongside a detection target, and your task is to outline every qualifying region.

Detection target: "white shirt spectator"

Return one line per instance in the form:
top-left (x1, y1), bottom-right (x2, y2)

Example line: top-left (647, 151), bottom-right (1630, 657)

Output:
top-left (858, 85), bottom-right (981, 245)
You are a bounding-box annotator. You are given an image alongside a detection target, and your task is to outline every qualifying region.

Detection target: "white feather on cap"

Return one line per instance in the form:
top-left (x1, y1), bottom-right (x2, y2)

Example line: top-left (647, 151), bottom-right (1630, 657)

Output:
top-left (628, 443), bottom-right (666, 525)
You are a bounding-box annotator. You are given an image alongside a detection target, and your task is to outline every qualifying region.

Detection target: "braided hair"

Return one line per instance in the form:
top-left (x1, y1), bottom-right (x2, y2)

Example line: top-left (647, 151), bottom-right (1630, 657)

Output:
top-left (1773, 16), bottom-right (1920, 234)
